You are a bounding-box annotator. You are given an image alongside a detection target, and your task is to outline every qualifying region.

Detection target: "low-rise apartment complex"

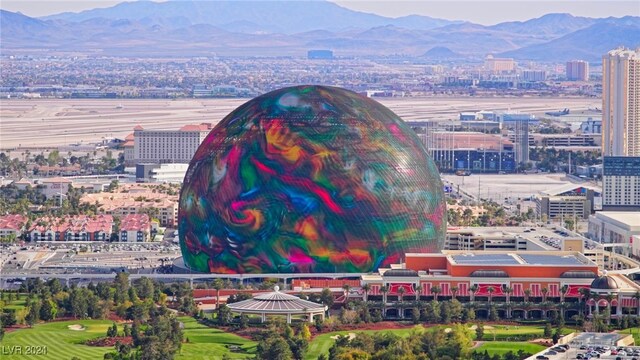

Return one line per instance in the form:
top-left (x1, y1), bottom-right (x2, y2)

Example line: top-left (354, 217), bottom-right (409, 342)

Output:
top-left (29, 215), bottom-right (114, 241)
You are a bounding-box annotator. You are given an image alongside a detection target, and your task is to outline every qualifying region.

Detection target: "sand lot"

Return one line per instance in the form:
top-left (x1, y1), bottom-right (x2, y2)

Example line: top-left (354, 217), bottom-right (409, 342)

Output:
top-left (0, 97), bottom-right (598, 149)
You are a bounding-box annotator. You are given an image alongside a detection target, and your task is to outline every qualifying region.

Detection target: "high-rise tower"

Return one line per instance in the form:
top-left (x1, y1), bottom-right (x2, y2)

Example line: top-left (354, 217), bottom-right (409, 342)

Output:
top-left (566, 60), bottom-right (589, 81)
top-left (602, 48), bottom-right (640, 156)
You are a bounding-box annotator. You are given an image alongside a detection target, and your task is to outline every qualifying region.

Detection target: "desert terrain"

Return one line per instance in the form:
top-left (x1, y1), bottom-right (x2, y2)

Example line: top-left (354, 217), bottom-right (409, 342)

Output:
top-left (0, 97), bottom-right (599, 149)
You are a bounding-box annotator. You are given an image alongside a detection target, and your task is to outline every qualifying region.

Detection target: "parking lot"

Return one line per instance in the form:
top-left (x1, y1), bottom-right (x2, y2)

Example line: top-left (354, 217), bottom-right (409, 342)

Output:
top-left (528, 332), bottom-right (639, 360)
top-left (1, 239), bottom-right (181, 276)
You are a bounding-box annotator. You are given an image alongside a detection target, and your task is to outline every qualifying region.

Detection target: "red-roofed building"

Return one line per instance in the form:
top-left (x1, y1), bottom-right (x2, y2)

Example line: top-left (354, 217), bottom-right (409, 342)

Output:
top-left (0, 214), bottom-right (27, 240)
top-left (122, 133), bottom-right (135, 166)
top-left (29, 215), bottom-right (114, 241)
top-left (119, 214), bottom-right (153, 242)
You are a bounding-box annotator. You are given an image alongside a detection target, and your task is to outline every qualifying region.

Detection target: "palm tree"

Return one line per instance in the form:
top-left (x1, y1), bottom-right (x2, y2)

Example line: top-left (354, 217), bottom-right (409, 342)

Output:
top-left (503, 286), bottom-right (513, 318)
top-left (633, 291), bottom-right (640, 316)
top-left (431, 285), bottom-right (441, 301)
top-left (451, 286), bottom-right (459, 300)
top-left (504, 287), bottom-right (513, 304)
top-left (380, 285), bottom-right (388, 305)
top-left (541, 287), bottom-right (549, 303)
top-left (397, 287), bottom-right (406, 319)
top-left (579, 287), bottom-right (591, 316)
top-left (212, 278), bottom-right (224, 309)
top-left (487, 286), bottom-right (495, 305)
top-left (605, 293), bottom-right (616, 325)
top-left (342, 284), bottom-right (351, 305)
top-left (560, 285), bottom-right (569, 303)
top-left (361, 283), bottom-right (371, 303)
top-left (590, 291), bottom-right (600, 317)
top-left (397, 286), bottom-right (406, 304)
top-left (523, 301), bottom-right (531, 320)
top-left (524, 289), bottom-right (532, 303)
top-left (470, 284), bottom-right (479, 302)
top-left (414, 284), bottom-right (422, 302)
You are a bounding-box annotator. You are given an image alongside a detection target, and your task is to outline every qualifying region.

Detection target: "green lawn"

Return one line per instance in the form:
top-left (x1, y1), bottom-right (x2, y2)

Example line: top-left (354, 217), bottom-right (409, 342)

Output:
top-left (619, 328), bottom-right (640, 344)
top-left (473, 341), bottom-right (546, 357)
top-left (176, 317), bottom-right (257, 360)
top-left (1, 317), bottom-right (571, 360)
top-left (2, 317), bottom-right (257, 360)
top-left (305, 327), bottom-right (417, 360)
top-left (477, 324), bottom-right (573, 341)
top-left (3, 294), bottom-right (31, 311)
top-left (304, 323), bottom-right (571, 359)
top-left (1, 319), bottom-right (114, 360)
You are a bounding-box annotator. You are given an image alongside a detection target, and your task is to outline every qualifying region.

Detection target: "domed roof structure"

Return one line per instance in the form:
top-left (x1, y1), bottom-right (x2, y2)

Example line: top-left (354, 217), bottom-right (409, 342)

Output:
top-left (228, 287), bottom-right (326, 312)
top-left (383, 269), bottom-right (419, 277)
top-left (590, 275), bottom-right (620, 290)
top-left (226, 286), bottom-right (327, 324)
top-left (179, 85), bottom-right (446, 274)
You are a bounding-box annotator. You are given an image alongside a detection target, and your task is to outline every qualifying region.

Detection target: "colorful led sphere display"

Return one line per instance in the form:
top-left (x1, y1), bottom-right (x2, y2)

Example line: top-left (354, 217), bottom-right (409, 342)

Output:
top-left (179, 85), bottom-right (445, 274)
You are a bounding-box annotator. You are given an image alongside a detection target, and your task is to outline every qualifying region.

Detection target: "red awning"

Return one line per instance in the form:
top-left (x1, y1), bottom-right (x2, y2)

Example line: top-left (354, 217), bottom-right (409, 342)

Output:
top-left (389, 283), bottom-right (415, 295)
top-left (475, 284), bottom-right (504, 296)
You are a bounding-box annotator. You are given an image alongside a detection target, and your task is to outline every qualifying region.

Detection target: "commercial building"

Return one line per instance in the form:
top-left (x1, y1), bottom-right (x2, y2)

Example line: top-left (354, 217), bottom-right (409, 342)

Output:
top-left (136, 163), bottom-right (189, 183)
top-left (588, 212), bottom-right (640, 257)
top-left (566, 60), bottom-right (590, 81)
top-left (602, 48), bottom-right (640, 157)
top-left (360, 251), bottom-right (640, 319)
top-left (536, 184), bottom-right (601, 219)
top-left (532, 134), bottom-right (600, 147)
top-left (39, 177), bottom-right (73, 200)
top-left (119, 214), bottom-right (152, 243)
top-left (133, 123), bottom-right (213, 164)
top-left (521, 70), bottom-right (546, 82)
top-left (603, 156), bottom-right (640, 210)
top-left (484, 55), bottom-right (515, 73)
top-left (122, 133), bottom-right (135, 167)
top-left (0, 214), bottom-right (27, 240)
top-left (425, 131), bottom-right (516, 173)
top-left (29, 215), bottom-right (114, 241)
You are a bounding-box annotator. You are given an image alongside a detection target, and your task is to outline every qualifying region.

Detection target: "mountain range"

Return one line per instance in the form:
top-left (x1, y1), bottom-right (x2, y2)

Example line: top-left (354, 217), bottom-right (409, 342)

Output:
top-left (1, 0), bottom-right (639, 61)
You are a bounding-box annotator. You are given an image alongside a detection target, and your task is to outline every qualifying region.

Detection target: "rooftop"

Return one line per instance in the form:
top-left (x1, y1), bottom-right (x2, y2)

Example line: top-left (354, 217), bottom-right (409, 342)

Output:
top-left (451, 253), bottom-right (521, 265)
top-left (0, 214), bottom-right (27, 230)
top-left (519, 254), bottom-right (584, 266)
top-left (227, 287), bottom-right (326, 313)
top-left (120, 214), bottom-right (151, 232)
top-left (540, 183), bottom-right (601, 197)
top-left (447, 251), bottom-right (592, 266)
top-left (29, 215), bottom-right (114, 233)
top-left (592, 212), bottom-right (640, 228)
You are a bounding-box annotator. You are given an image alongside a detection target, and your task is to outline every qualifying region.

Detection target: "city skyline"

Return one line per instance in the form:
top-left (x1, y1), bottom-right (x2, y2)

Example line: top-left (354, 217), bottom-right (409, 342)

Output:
top-left (0, 0), bottom-right (637, 25)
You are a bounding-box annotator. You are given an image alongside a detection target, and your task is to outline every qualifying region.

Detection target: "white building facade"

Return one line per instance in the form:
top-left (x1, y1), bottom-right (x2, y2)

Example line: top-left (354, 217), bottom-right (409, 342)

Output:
top-left (133, 123), bottom-right (212, 164)
top-left (588, 212), bottom-right (640, 257)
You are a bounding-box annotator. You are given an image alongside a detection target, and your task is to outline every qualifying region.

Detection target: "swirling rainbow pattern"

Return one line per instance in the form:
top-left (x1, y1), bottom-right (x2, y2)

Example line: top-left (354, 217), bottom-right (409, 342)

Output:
top-left (179, 85), bottom-right (445, 274)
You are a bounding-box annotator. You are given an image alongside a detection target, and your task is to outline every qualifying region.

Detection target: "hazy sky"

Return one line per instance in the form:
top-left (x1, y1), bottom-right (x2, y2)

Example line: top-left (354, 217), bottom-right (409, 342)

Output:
top-left (2, 0), bottom-right (638, 24)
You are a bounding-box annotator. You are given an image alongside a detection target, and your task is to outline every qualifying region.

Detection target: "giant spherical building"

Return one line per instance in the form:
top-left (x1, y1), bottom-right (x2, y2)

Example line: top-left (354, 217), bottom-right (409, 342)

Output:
top-left (179, 85), bottom-right (445, 274)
